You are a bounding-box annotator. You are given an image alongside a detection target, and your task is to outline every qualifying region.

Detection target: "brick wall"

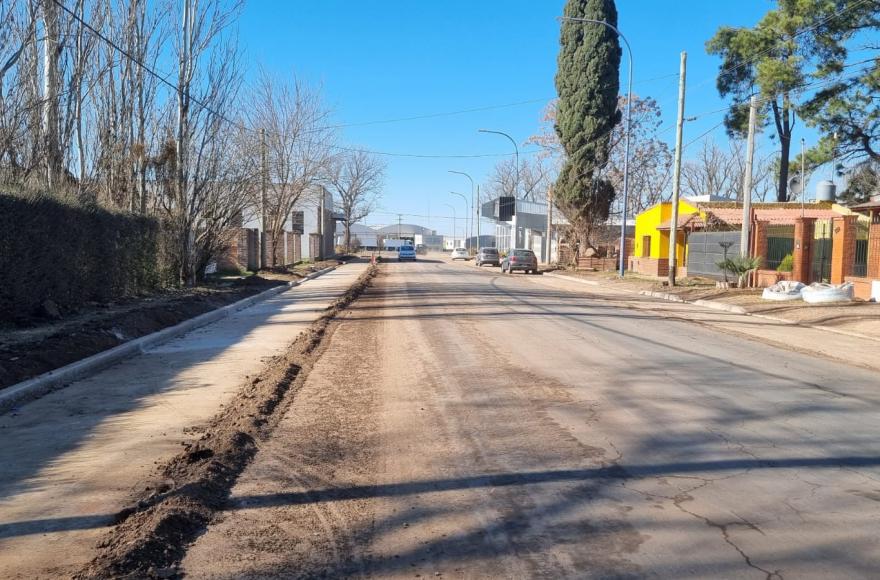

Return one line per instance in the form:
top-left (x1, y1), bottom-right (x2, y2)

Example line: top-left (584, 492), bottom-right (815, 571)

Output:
top-left (628, 256), bottom-right (669, 277)
top-left (792, 218), bottom-right (815, 283)
top-left (831, 215), bottom-right (857, 284)
top-left (868, 220), bottom-right (880, 279)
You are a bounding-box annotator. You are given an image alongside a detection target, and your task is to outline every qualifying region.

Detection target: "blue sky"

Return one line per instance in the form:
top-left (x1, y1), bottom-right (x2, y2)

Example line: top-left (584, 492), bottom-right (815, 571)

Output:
top-left (238, 1), bottom-right (780, 235)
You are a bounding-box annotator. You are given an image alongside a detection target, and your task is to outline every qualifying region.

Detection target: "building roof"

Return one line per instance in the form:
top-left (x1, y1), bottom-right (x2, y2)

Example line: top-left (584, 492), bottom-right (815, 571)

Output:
top-left (375, 223), bottom-right (435, 236)
top-left (849, 196), bottom-right (880, 213)
top-left (345, 223), bottom-right (378, 235)
top-left (656, 202), bottom-right (845, 230)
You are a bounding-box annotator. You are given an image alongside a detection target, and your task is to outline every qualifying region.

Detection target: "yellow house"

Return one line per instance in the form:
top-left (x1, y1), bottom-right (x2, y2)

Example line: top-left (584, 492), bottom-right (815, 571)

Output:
top-left (629, 198), bottom-right (701, 277)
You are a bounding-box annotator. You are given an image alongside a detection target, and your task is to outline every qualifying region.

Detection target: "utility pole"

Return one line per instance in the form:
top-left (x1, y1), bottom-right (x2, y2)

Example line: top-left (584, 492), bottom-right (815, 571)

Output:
top-left (260, 128), bottom-right (268, 268)
top-left (398, 214), bottom-right (402, 242)
top-left (546, 184), bottom-right (553, 263)
top-left (476, 184), bottom-right (481, 248)
top-left (740, 95), bottom-right (758, 259)
top-left (668, 51), bottom-right (687, 287)
top-left (800, 138), bottom-right (806, 218)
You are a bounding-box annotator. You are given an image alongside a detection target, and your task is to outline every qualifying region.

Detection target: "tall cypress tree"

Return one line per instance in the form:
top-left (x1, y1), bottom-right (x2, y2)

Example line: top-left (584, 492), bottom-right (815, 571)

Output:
top-left (554, 0), bottom-right (621, 238)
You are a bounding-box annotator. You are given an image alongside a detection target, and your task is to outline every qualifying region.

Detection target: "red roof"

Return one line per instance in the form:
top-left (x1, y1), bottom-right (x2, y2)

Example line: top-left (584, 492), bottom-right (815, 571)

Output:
top-left (657, 203), bottom-right (845, 230)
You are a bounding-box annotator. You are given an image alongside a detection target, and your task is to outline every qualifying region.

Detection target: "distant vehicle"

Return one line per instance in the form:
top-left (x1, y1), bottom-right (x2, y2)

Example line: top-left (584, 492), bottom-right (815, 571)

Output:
top-left (398, 245), bottom-right (417, 261)
top-left (450, 247), bottom-right (469, 261)
top-left (416, 244), bottom-right (427, 255)
top-left (501, 249), bottom-right (539, 274)
top-left (475, 247), bottom-right (499, 267)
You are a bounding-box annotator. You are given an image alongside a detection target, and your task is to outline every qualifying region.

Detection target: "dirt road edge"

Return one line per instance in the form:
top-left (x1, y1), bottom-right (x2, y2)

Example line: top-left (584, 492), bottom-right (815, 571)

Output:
top-left (74, 263), bottom-right (378, 580)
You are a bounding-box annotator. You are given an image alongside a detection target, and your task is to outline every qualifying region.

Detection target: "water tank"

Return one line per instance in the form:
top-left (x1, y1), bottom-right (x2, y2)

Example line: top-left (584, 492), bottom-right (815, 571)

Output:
top-left (816, 180), bottom-right (837, 202)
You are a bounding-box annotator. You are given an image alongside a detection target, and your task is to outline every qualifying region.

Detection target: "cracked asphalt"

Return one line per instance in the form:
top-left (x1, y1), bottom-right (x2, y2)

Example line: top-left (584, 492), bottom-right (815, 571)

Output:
top-left (183, 256), bottom-right (880, 579)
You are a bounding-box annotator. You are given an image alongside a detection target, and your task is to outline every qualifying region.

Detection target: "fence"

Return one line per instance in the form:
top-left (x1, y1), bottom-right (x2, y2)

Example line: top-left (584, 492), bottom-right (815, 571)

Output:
top-left (854, 220), bottom-right (869, 277)
top-left (765, 225), bottom-right (794, 270)
top-left (686, 231), bottom-right (741, 279)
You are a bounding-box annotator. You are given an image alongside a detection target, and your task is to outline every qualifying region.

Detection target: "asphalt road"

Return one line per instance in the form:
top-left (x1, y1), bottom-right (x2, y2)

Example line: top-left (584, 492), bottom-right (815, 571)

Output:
top-left (181, 256), bottom-right (880, 579)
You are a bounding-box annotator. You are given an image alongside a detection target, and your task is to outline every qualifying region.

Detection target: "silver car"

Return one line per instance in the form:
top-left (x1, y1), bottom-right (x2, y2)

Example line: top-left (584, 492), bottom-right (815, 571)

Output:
top-left (475, 247), bottom-right (500, 267)
top-left (501, 249), bottom-right (539, 274)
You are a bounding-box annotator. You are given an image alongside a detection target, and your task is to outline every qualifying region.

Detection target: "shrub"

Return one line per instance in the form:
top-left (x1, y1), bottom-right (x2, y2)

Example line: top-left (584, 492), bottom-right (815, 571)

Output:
top-left (716, 255), bottom-right (763, 288)
top-left (777, 253), bottom-right (794, 272)
top-left (0, 191), bottom-right (169, 322)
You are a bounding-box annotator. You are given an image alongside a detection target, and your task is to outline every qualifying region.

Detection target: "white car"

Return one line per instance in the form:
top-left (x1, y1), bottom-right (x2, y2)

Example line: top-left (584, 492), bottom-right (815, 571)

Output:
top-left (398, 245), bottom-right (417, 261)
top-left (450, 247), bottom-right (469, 260)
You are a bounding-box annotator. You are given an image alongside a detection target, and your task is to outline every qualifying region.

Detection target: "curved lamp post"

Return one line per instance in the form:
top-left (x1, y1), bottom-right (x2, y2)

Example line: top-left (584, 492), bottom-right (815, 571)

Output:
top-left (443, 203), bottom-right (458, 247)
top-left (449, 170), bottom-right (476, 248)
top-left (478, 128), bottom-right (520, 198)
top-left (559, 16), bottom-right (633, 277)
top-left (450, 191), bottom-right (470, 250)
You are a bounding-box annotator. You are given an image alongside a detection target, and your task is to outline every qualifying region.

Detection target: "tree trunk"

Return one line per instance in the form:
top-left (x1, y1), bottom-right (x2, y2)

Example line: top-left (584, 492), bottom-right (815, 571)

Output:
top-left (41, 0), bottom-right (61, 190)
top-left (344, 219), bottom-right (352, 252)
top-left (777, 133), bottom-right (791, 203)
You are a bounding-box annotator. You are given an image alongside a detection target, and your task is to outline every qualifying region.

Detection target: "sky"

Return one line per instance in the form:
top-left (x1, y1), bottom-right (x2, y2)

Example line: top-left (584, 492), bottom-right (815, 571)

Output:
top-left (237, 0), bottom-right (788, 236)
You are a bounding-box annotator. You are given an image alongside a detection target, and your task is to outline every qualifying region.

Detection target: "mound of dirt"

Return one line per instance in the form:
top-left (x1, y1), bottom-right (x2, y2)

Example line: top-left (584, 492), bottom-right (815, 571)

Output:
top-left (75, 264), bottom-right (377, 580)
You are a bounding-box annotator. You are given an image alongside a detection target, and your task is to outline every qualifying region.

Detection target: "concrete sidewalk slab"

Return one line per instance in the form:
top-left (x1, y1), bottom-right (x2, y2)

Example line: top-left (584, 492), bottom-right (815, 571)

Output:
top-left (0, 262), bottom-right (367, 579)
top-left (0, 265), bottom-right (339, 415)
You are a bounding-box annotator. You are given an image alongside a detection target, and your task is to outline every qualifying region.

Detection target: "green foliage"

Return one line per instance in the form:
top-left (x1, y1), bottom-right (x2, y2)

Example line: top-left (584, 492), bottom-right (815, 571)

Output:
top-left (800, 7), bottom-right (880, 163)
top-left (554, 0), bottom-right (621, 224)
top-left (705, 0), bottom-right (870, 202)
top-left (835, 160), bottom-right (879, 206)
top-left (0, 191), bottom-right (171, 322)
top-left (716, 255), bottom-right (763, 288)
top-left (776, 253), bottom-right (794, 273)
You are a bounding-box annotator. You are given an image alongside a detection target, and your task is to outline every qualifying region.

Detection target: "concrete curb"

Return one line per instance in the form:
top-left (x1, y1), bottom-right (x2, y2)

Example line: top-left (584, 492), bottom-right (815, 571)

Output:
top-left (638, 289), bottom-right (880, 343)
top-left (539, 273), bottom-right (880, 344)
top-left (0, 265), bottom-right (340, 414)
top-left (541, 271), bottom-right (600, 286)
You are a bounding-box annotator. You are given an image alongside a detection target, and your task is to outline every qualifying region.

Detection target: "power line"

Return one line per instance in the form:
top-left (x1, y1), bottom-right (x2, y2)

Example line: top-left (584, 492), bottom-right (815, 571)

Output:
top-left (51, 0), bottom-right (536, 161)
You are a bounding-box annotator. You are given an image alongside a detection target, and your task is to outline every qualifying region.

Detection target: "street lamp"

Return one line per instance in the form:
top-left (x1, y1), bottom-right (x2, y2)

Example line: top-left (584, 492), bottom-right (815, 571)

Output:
top-left (478, 129), bottom-right (520, 198)
top-left (450, 191), bottom-right (470, 250)
top-left (559, 16), bottom-right (633, 277)
top-left (443, 203), bottom-right (457, 247)
top-left (449, 170), bottom-right (477, 248)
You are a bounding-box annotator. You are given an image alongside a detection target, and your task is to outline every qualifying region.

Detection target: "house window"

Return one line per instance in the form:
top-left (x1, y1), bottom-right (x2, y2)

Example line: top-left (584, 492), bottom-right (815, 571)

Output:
top-left (641, 235), bottom-right (651, 258)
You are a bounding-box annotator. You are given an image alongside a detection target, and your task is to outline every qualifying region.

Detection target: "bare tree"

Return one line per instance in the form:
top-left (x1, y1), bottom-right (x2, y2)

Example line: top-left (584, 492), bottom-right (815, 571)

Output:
top-left (326, 149), bottom-right (385, 252)
top-left (601, 95), bottom-right (673, 218)
top-left (682, 138), bottom-right (775, 202)
top-left (165, 0), bottom-right (246, 284)
top-left (246, 70), bottom-right (333, 266)
top-left (482, 155), bottom-right (550, 203)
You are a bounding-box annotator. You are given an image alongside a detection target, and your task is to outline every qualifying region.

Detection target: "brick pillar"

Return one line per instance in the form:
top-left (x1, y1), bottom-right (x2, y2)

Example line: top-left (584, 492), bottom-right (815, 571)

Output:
top-left (792, 217), bottom-right (815, 283)
top-left (753, 220), bottom-right (769, 267)
top-left (868, 215), bottom-right (880, 279)
top-left (831, 215), bottom-right (857, 284)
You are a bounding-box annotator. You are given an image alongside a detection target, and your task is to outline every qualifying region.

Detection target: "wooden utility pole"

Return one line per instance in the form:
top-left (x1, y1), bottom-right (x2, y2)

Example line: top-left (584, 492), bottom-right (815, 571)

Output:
top-left (260, 128), bottom-right (268, 268)
top-left (546, 184), bottom-right (553, 264)
top-left (668, 51), bottom-right (687, 287)
top-left (740, 95), bottom-right (758, 258)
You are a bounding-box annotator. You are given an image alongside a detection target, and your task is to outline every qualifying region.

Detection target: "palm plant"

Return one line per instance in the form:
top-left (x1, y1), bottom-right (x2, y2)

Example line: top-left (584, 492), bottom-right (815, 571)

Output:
top-left (716, 255), bottom-right (763, 288)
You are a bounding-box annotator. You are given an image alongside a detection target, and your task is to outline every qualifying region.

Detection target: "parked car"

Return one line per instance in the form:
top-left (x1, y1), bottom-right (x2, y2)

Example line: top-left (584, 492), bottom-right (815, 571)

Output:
top-left (450, 247), bottom-right (469, 260)
top-left (475, 247), bottom-right (500, 267)
top-left (415, 244), bottom-right (428, 255)
top-left (501, 249), bottom-right (539, 274)
top-left (398, 245), bottom-right (417, 261)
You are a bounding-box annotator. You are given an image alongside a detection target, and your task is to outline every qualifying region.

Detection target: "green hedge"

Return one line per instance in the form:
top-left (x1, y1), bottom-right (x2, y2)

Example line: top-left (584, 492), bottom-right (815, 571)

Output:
top-left (0, 192), bottom-right (168, 322)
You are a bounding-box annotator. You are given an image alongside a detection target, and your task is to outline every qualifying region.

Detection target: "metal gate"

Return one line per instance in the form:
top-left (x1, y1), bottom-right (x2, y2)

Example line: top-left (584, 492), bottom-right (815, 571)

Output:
top-left (811, 219), bottom-right (833, 283)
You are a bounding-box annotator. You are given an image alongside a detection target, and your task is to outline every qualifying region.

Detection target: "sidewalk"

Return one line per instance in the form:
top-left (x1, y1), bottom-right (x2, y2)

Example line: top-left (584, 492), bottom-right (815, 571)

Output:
top-left (545, 270), bottom-right (880, 342)
top-left (534, 270), bottom-right (880, 373)
top-left (0, 262), bottom-right (368, 579)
